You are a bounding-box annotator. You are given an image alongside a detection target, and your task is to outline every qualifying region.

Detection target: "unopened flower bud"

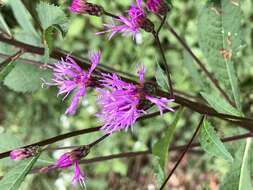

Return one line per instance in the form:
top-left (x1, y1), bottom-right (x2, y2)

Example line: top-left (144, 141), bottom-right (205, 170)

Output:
top-left (69, 0), bottom-right (104, 16)
top-left (146, 0), bottom-right (169, 15)
top-left (55, 147), bottom-right (89, 169)
top-left (10, 147), bottom-right (38, 160)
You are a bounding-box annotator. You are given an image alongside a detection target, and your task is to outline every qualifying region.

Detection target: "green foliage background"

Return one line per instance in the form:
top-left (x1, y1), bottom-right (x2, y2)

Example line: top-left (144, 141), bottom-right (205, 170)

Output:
top-left (0, 0), bottom-right (252, 189)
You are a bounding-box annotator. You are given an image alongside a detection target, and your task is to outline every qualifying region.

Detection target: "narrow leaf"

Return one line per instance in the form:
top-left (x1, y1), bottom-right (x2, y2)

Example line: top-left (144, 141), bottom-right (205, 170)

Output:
top-left (198, 0), bottom-right (242, 111)
top-left (0, 51), bottom-right (23, 81)
top-left (0, 152), bottom-right (41, 190)
top-left (0, 13), bottom-right (11, 36)
top-left (153, 107), bottom-right (184, 171)
top-left (199, 119), bottom-right (233, 162)
top-left (220, 139), bottom-right (253, 190)
top-left (8, 0), bottom-right (38, 38)
top-left (155, 62), bottom-right (169, 91)
top-left (201, 92), bottom-right (241, 116)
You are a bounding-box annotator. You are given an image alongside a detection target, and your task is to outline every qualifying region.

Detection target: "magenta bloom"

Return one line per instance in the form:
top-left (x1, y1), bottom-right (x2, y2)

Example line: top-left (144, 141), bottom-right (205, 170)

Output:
top-left (72, 162), bottom-right (86, 188)
top-left (69, 0), bottom-right (87, 13)
top-left (44, 51), bottom-right (101, 115)
top-left (97, 0), bottom-right (153, 40)
top-left (69, 0), bottom-right (103, 16)
top-left (54, 148), bottom-right (84, 168)
top-left (146, 0), bottom-right (168, 15)
top-left (54, 149), bottom-right (86, 187)
top-left (97, 65), bottom-right (174, 134)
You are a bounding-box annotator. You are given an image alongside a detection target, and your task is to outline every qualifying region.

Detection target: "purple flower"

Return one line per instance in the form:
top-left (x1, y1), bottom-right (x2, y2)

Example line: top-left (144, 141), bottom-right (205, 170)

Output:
top-left (43, 51), bottom-right (101, 115)
top-left (97, 0), bottom-right (154, 40)
top-left (146, 0), bottom-right (168, 15)
top-left (72, 162), bottom-right (86, 188)
top-left (53, 148), bottom-right (87, 187)
top-left (97, 65), bottom-right (174, 134)
top-left (69, 0), bottom-right (103, 16)
top-left (54, 149), bottom-right (84, 168)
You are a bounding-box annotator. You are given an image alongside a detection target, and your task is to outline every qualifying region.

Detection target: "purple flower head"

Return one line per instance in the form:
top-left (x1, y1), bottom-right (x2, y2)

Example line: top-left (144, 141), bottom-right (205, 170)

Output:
top-left (54, 149), bottom-right (84, 169)
top-left (43, 51), bottom-right (101, 115)
top-left (53, 148), bottom-right (88, 188)
top-left (69, 0), bottom-right (103, 16)
top-left (97, 65), bottom-right (174, 134)
top-left (72, 162), bottom-right (86, 188)
top-left (146, 0), bottom-right (168, 15)
top-left (97, 0), bottom-right (154, 40)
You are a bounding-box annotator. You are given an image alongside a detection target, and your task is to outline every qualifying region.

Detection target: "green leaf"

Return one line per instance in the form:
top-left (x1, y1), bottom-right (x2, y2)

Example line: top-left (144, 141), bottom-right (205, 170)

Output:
top-left (198, 0), bottom-right (242, 111)
top-left (36, 2), bottom-right (68, 62)
top-left (201, 92), bottom-right (241, 116)
top-left (155, 62), bottom-right (169, 91)
top-left (0, 61), bottom-right (18, 82)
top-left (152, 107), bottom-right (183, 171)
top-left (8, 0), bottom-right (38, 38)
top-left (199, 119), bottom-right (233, 162)
top-left (0, 133), bottom-right (21, 152)
top-left (220, 139), bottom-right (253, 190)
top-left (4, 64), bottom-right (52, 93)
top-left (36, 2), bottom-right (68, 34)
top-left (0, 153), bottom-right (41, 190)
top-left (182, 51), bottom-right (207, 90)
top-left (0, 13), bottom-right (11, 36)
top-left (0, 51), bottom-right (23, 81)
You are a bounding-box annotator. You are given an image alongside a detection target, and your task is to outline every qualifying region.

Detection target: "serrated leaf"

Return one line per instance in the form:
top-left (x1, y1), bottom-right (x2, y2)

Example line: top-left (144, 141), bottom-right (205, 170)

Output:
top-left (8, 0), bottom-right (38, 38)
top-left (36, 2), bottom-right (68, 62)
top-left (0, 153), bottom-right (41, 190)
top-left (36, 2), bottom-right (68, 35)
top-left (220, 139), bottom-right (253, 190)
top-left (198, 0), bottom-right (242, 111)
top-left (152, 107), bottom-right (183, 176)
top-left (4, 64), bottom-right (52, 93)
top-left (201, 92), bottom-right (241, 116)
top-left (199, 119), bottom-right (233, 162)
top-left (0, 13), bottom-right (11, 36)
top-left (155, 62), bottom-right (169, 91)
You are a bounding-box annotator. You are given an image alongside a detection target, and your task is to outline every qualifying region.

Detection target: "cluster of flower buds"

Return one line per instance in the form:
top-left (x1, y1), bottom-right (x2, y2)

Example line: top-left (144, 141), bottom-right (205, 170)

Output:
top-left (146, 0), bottom-right (169, 15)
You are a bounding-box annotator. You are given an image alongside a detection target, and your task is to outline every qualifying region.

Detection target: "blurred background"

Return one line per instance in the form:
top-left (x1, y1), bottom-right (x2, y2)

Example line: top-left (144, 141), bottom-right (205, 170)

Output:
top-left (0, 0), bottom-right (252, 189)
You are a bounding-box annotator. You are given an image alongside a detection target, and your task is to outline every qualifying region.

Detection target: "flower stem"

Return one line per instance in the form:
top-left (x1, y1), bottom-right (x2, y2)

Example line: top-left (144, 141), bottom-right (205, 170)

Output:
top-left (153, 32), bottom-right (174, 98)
top-left (159, 115), bottom-right (205, 190)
